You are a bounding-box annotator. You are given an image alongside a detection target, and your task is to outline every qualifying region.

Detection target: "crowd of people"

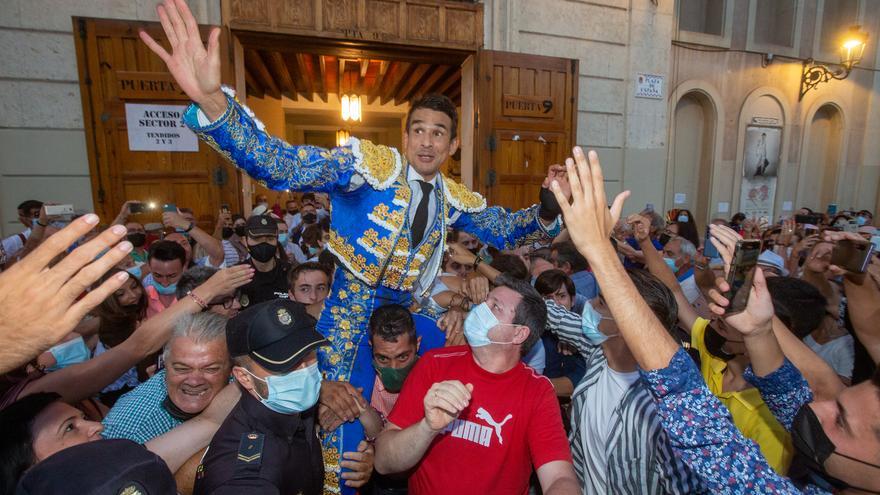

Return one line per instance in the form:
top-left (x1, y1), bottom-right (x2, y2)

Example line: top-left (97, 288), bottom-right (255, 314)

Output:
top-left (1, 1), bottom-right (879, 494)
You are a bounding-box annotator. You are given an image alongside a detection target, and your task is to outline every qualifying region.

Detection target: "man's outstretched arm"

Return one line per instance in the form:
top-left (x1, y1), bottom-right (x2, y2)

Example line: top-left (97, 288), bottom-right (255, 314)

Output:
top-left (141, 0), bottom-right (361, 194)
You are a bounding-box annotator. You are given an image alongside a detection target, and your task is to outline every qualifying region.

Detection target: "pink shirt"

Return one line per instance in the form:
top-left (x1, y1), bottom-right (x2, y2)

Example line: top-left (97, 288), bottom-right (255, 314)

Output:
top-left (370, 375), bottom-right (400, 418)
top-left (145, 285), bottom-right (176, 319)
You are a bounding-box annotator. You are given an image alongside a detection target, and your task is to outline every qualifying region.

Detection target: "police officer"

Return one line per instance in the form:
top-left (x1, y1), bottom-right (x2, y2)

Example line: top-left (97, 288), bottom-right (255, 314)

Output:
top-left (193, 299), bottom-right (326, 494)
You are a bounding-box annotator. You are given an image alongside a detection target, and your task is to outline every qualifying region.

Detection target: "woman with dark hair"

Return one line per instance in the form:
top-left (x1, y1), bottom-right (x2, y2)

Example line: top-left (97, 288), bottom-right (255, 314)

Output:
top-left (667, 209), bottom-right (700, 248)
top-left (301, 222), bottom-right (329, 261)
top-left (91, 268), bottom-right (150, 404)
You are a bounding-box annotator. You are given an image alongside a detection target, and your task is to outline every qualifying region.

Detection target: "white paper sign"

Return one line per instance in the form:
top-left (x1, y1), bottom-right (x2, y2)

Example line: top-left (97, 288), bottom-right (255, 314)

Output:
top-left (635, 73), bottom-right (664, 99)
top-left (125, 103), bottom-right (198, 152)
top-left (783, 201), bottom-right (793, 211)
top-left (674, 193), bottom-right (686, 204)
top-left (718, 202), bottom-right (730, 213)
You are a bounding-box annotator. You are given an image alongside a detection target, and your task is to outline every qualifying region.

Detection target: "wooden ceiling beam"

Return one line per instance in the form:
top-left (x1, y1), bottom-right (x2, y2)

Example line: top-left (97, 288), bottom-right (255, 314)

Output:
top-left (244, 67), bottom-right (265, 99)
top-left (325, 55), bottom-right (338, 95)
top-left (394, 64), bottom-right (431, 104)
top-left (367, 60), bottom-right (391, 104)
top-left (432, 68), bottom-right (461, 97)
top-left (316, 55), bottom-right (327, 102)
top-left (295, 53), bottom-right (315, 102)
top-left (404, 64), bottom-right (446, 101)
top-left (247, 49), bottom-right (281, 99)
top-left (425, 65), bottom-right (459, 95)
top-left (385, 62), bottom-right (416, 105)
top-left (267, 51), bottom-right (297, 100)
top-left (359, 58), bottom-right (370, 79)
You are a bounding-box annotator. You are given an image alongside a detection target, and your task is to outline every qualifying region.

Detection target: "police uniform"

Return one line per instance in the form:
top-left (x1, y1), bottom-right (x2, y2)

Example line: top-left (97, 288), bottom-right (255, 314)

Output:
top-left (193, 300), bottom-right (327, 495)
top-left (237, 215), bottom-right (291, 309)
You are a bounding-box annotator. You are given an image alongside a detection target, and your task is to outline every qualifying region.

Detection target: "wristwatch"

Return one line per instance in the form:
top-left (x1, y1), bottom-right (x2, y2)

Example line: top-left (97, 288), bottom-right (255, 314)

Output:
top-left (472, 256), bottom-right (483, 269)
top-left (183, 222), bottom-right (195, 233)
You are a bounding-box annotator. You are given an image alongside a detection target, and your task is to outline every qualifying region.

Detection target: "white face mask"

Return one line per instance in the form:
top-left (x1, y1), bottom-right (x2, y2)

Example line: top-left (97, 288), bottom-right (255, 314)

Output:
top-left (463, 303), bottom-right (517, 347)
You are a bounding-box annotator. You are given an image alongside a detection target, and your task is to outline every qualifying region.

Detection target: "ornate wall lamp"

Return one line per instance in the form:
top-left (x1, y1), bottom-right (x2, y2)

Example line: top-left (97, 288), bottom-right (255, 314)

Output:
top-left (800, 26), bottom-right (868, 101)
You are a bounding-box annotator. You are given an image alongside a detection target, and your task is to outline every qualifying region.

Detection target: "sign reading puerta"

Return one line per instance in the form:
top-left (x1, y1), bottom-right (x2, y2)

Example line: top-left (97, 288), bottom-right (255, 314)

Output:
top-left (119, 71), bottom-right (199, 152)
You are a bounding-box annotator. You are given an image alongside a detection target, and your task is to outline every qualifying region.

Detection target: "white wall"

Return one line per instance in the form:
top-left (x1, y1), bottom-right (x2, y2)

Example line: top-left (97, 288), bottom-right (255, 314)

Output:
top-left (0, 0), bottom-right (221, 237)
top-left (483, 0), bottom-right (674, 214)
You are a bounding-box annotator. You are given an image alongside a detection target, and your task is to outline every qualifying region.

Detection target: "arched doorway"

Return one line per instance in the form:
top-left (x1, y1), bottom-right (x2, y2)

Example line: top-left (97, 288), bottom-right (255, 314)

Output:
top-left (799, 104), bottom-right (844, 211)
top-left (670, 91), bottom-right (716, 229)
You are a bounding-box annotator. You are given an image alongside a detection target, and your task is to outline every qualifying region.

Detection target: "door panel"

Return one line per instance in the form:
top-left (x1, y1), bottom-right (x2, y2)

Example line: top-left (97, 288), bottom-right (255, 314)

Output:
top-left (74, 18), bottom-right (240, 227)
top-left (475, 50), bottom-right (577, 211)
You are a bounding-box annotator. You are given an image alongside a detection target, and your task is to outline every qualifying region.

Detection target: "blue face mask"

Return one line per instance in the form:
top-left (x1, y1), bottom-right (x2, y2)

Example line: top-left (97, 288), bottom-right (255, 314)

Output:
top-left (663, 257), bottom-right (679, 273)
top-left (677, 214), bottom-right (689, 223)
top-left (246, 363), bottom-right (322, 414)
top-left (581, 301), bottom-right (616, 346)
top-left (278, 233), bottom-right (289, 244)
top-left (463, 302), bottom-right (516, 347)
top-left (856, 216), bottom-right (868, 226)
top-left (308, 246), bottom-right (320, 256)
top-left (151, 278), bottom-right (177, 295)
top-left (47, 336), bottom-right (91, 371)
top-left (126, 265), bottom-right (143, 279)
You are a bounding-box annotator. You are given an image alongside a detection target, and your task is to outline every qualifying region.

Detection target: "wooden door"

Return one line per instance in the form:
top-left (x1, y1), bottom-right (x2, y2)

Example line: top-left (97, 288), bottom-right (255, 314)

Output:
top-left (475, 51), bottom-right (578, 211)
top-left (74, 18), bottom-right (240, 228)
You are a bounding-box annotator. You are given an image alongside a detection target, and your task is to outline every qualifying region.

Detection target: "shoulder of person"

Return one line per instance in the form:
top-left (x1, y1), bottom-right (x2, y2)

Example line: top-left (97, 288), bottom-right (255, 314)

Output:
top-left (349, 137), bottom-right (403, 190)
top-left (440, 176), bottom-right (487, 213)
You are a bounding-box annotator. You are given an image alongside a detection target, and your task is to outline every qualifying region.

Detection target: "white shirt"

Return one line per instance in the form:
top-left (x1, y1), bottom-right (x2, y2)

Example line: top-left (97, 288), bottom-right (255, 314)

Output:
top-left (581, 365), bottom-right (640, 491)
top-left (1, 228), bottom-right (30, 264)
top-left (804, 334), bottom-right (855, 379)
top-left (679, 273), bottom-right (701, 304)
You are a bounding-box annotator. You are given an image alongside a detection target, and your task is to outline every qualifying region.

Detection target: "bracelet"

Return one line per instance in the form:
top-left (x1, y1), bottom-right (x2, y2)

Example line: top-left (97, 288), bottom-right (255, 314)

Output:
top-left (183, 222), bottom-right (195, 233)
top-left (187, 290), bottom-right (208, 310)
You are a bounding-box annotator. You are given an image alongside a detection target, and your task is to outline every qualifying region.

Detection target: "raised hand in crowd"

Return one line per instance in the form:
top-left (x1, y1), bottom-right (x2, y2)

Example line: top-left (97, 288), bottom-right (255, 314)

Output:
top-left (112, 200), bottom-right (144, 226)
top-left (0, 215), bottom-right (131, 373)
top-left (140, 0), bottom-right (226, 120)
top-left (319, 380), bottom-right (364, 431)
top-left (163, 207), bottom-right (225, 266)
top-left (438, 308), bottom-right (466, 346)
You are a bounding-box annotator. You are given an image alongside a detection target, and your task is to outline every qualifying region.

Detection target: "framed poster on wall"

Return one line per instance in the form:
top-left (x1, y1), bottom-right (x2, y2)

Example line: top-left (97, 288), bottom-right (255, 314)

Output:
top-left (740, 126), bottom-right (781, 221)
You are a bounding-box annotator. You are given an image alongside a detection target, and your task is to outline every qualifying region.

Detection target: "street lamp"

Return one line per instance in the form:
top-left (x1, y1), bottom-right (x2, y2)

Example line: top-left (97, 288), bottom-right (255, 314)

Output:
top-left (799, 26), bottom-right (868, 101)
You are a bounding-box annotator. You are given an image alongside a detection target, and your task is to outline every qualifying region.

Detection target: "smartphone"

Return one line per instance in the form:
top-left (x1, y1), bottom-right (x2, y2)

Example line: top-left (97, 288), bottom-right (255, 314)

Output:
top-left (162, 203), bottom-right (177, 213)
top-left (44, 204), bottom-right (75, 217)
top-left (703, 226), bottom-right (720, 259)
top-left (221, 203), bottom-right (230, 213)
top-left (804, 226), bottom-right (819, 237)
top-left (831, 239), bottom-right (875, 273)
top-left (658, 232), bottom-right (671, 247)
top-left (795, 214), bottom-right (822, 225)
top-left (871, 235), bottom-right (880, 253)
top-left (723, 239), bottom-right (761, 314)
top-left (827, 203), bottom-right (838, 216)
top-left (844, 220), bottom-right (859, 233)
top-left (129, 202), bottom-right (146, 214)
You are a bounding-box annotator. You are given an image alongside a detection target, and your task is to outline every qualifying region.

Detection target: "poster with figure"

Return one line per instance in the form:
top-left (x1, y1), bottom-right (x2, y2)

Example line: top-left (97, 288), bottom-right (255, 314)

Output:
top-left (743, 126), bottom-right (780, 178)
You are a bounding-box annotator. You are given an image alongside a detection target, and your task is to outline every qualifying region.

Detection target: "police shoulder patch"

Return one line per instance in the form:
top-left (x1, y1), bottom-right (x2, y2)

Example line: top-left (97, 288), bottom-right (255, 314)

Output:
top-left (236, 432), bottom-right (264, 465)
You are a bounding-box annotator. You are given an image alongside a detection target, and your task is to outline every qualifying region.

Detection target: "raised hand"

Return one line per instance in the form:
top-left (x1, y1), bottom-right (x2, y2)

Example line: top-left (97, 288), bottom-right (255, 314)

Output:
top-left (708, 224), bottom-right (743, 276)
top-left (423, 380), bottom-right (473, 432)
top-left (446, 242), bottom-right (477, 266)
top-left (549, 147), bottom-right (630, 258)
top-left (706, 267), bottom-right (775, 337)
top-left (139, 0), bottom-right (227, 120)
top-left (0, 215), bottom-right (132, 373)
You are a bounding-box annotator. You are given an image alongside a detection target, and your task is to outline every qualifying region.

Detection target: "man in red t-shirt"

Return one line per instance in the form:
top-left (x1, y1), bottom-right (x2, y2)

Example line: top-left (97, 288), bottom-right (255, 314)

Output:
top-left (375, 275), bottom-right (579, 494)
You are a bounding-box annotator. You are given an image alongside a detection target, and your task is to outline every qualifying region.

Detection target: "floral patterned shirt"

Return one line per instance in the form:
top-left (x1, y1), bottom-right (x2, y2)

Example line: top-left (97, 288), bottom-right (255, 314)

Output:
top-left (639, 348), bottom-right (829, 494)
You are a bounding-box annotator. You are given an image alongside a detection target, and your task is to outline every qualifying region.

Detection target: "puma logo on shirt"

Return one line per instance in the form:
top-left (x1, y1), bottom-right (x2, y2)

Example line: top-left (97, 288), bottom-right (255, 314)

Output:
top-left (442, 406), bottom-right (513, 448)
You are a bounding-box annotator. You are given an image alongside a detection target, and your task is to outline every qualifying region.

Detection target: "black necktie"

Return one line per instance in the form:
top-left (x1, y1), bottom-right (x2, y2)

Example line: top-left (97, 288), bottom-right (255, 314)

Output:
top-left (411, 180), bottom-right (433, 247)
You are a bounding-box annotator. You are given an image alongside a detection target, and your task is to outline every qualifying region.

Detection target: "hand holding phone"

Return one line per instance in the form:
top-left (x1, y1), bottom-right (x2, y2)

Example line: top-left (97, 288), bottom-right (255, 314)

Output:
top-left (830, 239), bottom-right (875, 274)
top-left (162, 203), bottom-right (177, 213)
top-left (723, 239), bottom-right (761, 314)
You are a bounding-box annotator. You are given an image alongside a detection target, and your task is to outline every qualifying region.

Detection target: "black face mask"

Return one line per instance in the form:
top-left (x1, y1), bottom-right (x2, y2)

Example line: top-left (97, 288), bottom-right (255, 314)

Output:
top-left (248, 242), bottom-right (277, 263)
top-left (791, 405), bottom-right (880, 493)
top-left (234, 226), bottom-right (247, 237)
top-left (303, 213), bottom-right (317, 224)
top-left (126, 233), bottom-right (146, 248)
top-left (658, 233), bottom-right (671, 247)
top-left (704, 325), bottom-right (743, 362)
top-left (162, 396), bottom-right (198, 421)
top-left (221, 227), bottom-right (234, 239)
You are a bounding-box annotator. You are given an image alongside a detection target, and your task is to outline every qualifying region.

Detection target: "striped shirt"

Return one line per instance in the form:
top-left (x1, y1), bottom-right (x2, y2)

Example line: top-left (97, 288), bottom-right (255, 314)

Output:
top-left (544, 301), bottom-right (705, 494)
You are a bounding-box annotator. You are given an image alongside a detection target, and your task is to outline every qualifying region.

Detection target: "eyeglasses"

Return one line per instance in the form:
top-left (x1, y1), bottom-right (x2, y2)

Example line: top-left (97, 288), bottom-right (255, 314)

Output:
top-left (209, 292), bottom-right (241, 310)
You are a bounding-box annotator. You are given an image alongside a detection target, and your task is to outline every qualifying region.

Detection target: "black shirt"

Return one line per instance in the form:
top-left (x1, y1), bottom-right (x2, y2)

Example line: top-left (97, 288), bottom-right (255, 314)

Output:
top-left (193, 388), bottom-right (324, 495)
top-left (238, 259), bottom-right (291, 308)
